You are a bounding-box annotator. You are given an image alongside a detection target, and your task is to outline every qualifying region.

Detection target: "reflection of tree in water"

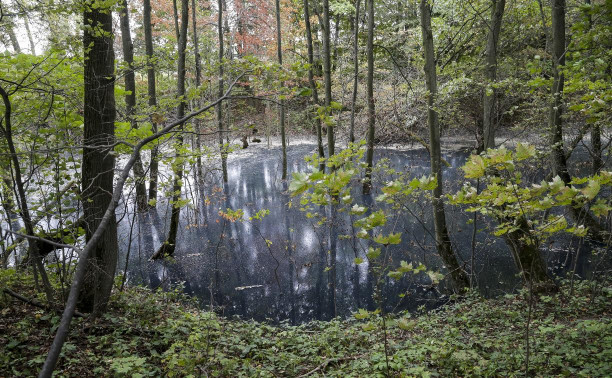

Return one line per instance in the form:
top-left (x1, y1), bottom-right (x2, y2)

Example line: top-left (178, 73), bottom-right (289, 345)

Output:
top-left (119, 145), bottom-right (601, 323)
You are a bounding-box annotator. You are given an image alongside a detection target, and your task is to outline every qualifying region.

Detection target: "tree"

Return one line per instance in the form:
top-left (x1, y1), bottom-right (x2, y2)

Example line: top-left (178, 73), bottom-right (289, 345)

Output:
top-left (143, 0), bottom-right (160, 203)
top-left (349, 0), bottom-right (361, 144)
top-left (419, 0), bottom-right (469, 293)
top-left (78, 0), bottom-right (119, 314)
top-left (482, 0), bottom-right (506, 151)
top-left (303, 0), bottom-right (325, 170)
top-left (584, 0), bottom-right (602, 174)
top-left (1, 85), bottom-right (53, 303)
top-left (549, 0), bottom-right (606, 242)
top-left (218, 0), bottom-right (228, 183)
top-left (4, 14), bottom-right (21, 53)
top-left (322, 0), bottom-right (334, 158)
top-left (40, 74), bottom-right (238, 378)
top-left (276, 0), bottom-right (287, 180)
top-left (119, 0), bottom-right (148, 212)
top-left (549, 0), bottom-right (568, 185)
top-left (363, 0), bottom-right (375, 194)
top-left (191, 0), bottom-right (204, 186)
top-left (151, 0), bottom-right (189, 260)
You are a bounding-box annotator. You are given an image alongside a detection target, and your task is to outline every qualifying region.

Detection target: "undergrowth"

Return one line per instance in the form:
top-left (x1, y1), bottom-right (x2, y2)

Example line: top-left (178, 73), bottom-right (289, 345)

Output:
top-left (1, 269), bottom-right (611, 377)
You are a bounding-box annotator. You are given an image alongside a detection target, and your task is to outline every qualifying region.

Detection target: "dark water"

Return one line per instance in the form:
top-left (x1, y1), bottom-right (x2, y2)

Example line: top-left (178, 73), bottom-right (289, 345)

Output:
top-left (118, 143), bottom-right (598, 323)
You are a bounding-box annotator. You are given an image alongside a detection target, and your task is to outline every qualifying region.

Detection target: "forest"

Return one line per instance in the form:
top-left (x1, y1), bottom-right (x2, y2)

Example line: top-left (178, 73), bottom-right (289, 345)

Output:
top-left (0, 0), bottom-right (611, 376)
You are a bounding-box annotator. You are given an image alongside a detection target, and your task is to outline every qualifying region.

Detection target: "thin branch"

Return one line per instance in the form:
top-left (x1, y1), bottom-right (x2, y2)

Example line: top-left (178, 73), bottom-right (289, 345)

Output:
top-left (3, 288), bottom-right (86, 318)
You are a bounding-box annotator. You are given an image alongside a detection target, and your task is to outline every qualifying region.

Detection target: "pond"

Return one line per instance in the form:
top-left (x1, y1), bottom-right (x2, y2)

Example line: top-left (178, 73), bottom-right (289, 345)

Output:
top-left (119, 142), bottom-right (597, 324)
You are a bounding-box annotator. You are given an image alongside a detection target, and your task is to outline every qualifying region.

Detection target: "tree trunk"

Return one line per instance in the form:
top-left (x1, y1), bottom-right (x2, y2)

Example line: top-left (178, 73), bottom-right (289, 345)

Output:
top-left (218, 0), bottom-right (228, 183)
top-left (502, 216), bottom-right (555, 289)
top-left (119, 0), bottom-right (148, 213)
top-left (303, 0), bottom-right (325, 171)
top-left (78, 1), bottom-right (119, 314)
top-left (419, 0), bottom-right (469, 293)
top-left (7, 17), bottom-right (21, 53)
top-left (549, 0), bottom-right (606, 242)
top-left (363, 0), bottom-right (375, 194)
top-left (550, 0), bottom-right (570, 183)
top-left (276, 0), bottom-right (288, 180)
top-left (152, 0), bottom-right (189, 260)
top-left (349, 0), bottom-right (361, 144)
top-left (584, 0), bottom-right (602, 174)
top-left (1, 178), bottom-right (20, 236)
top-left (24, 16), bottom-right (36, 55)
top-left (144, 0), bottom-right (160, 203)
top-left (592, 124), bottom-right (602, 173)
top-left (482, 0), bottom-right (506, 151)
top-left (191, 0), bottom-right (204, 186)
top-left (322, 0), bottom-right (334, 158)
top-left (1, 86), bottom-right (53, 303)
top-left (331, 15), bottom-right (340, 71)
top-left (172, 0), bottom-right (181, 42)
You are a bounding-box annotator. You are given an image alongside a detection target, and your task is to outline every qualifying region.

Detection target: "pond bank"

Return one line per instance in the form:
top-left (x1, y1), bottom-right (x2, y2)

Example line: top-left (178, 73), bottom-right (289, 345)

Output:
top-left (1, 270), bottom-right (610, 376)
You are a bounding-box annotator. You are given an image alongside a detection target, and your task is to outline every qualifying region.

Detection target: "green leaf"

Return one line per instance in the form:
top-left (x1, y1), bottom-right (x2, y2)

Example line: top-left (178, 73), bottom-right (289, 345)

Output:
top-left (354, 308), bottom-right (370, 320)
top-left (289, 172), bottom-right (310, 196)
top-left (366, 247), bottom-right (381, 260)
top-left (515, 143), bottom-right (536, 161)
top-left (463, 155), bottom-right (486, 179)
top-left (330, 101), bottom-right (343, 110)
top-left (582, 180), bottom-right (600, 200)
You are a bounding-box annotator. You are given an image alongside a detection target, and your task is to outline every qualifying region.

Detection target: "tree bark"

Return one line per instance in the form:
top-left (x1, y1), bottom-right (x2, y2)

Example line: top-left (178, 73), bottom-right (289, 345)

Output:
top-left (349, 0), bottom-right (361, 144)
top-left (322, 0), bottom-right (335, 157)
top-left (550, 0), bottom-right (569, 183)
top-left (218, 0), bottom-right (228, 183)
top-left (78, 1), bottom-right (118, 314)
top-left (152, 0), bottom-right (189, 260)
top-left (584, 0), bottom-right (602, 174)
top-left (1, 178), bottom-right (20, 236)
top-left (331, 15), bottom-right (340, 71)
top-left (6, 17), bottom-right (21, 53)
top-left (419, 0), bottom-right (470, 293)
top-left (303, 0), bottom-right (325, 171)
top-left (502, 216), bottom-right (555, 289)
top-left (24, 16), bottom-right (36, 55)
top-left (482, 0), bottom-right (506, 151)
top-left (144, 0), bottom-right (160, 203)
top-left (549, 0), bottom-right (606, 242)
top-left (119, 0), bottom-right (149, 212)
top-left (191, 0), bottom-right (204, 186)
top-left (276, 0), bottom-right (288, 180)
top-left (363, 0), bottom-right (375, 194)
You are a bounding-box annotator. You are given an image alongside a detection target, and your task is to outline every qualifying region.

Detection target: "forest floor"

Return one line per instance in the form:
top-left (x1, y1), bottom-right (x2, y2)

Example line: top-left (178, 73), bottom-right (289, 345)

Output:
top-left (1, 269), bottom-right (611, 377)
